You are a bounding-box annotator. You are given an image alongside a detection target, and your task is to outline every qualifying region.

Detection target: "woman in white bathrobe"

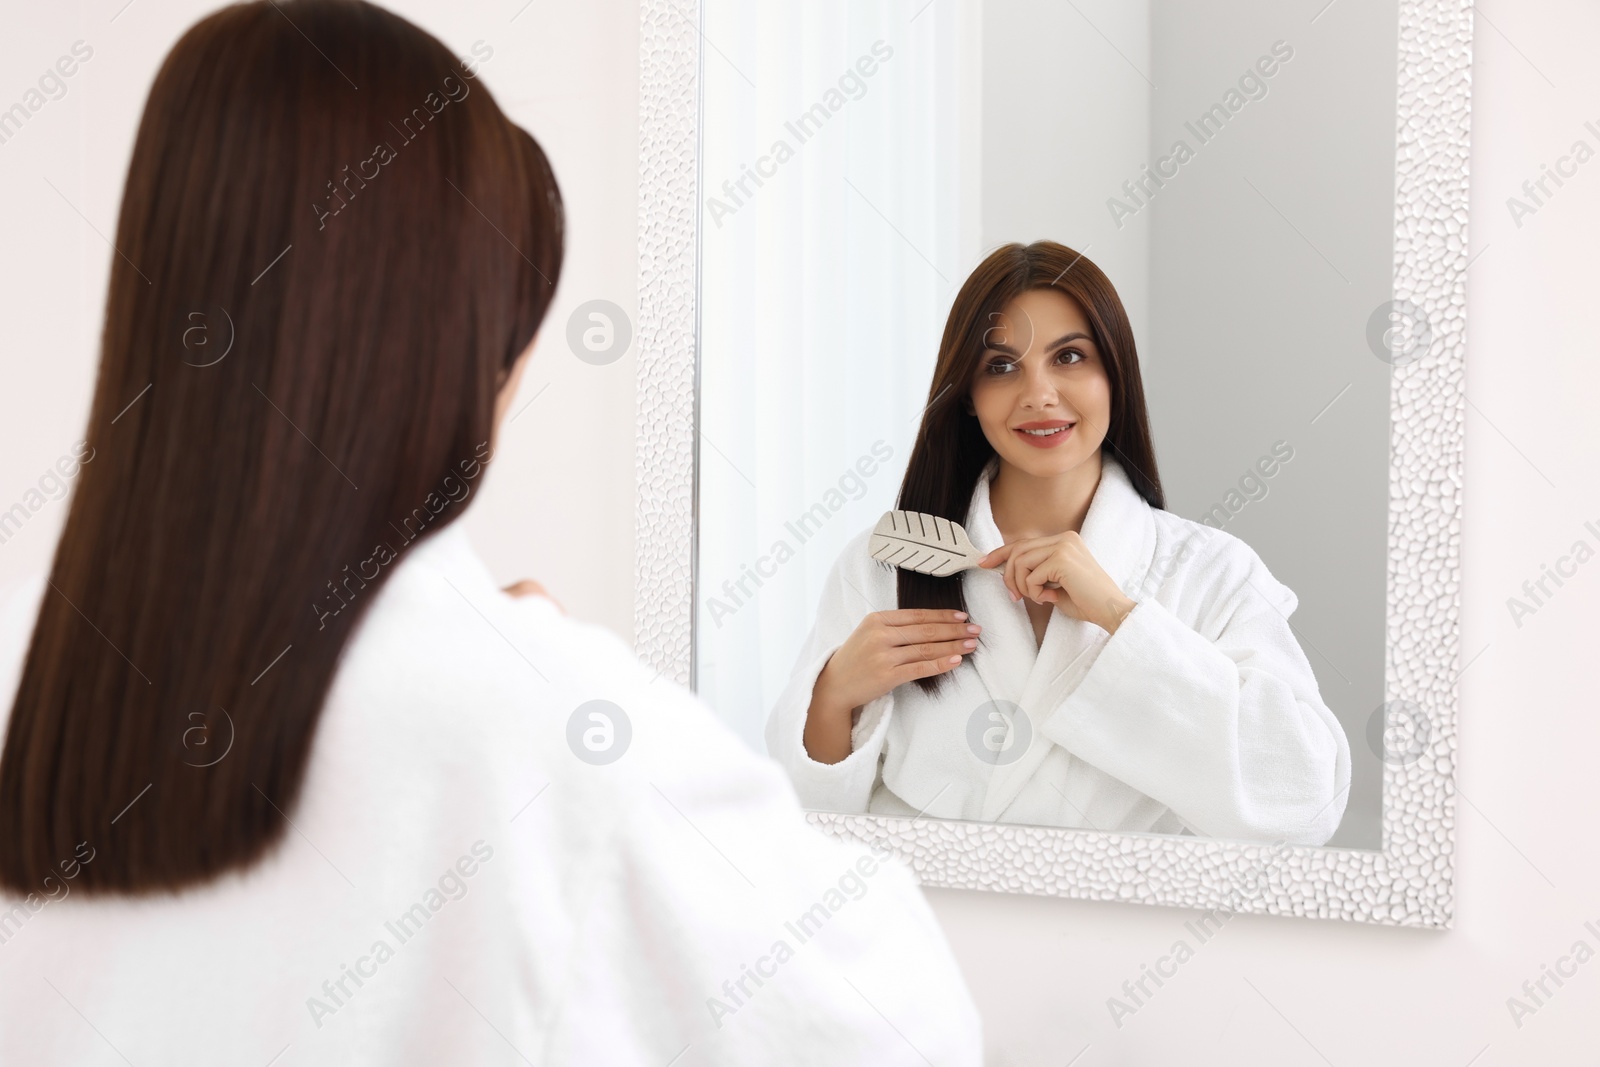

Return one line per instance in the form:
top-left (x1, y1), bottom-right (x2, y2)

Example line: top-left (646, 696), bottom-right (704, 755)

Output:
top-left (0, 5), bottom-right (980, 1064)
top-left (766, 242), bottom-right (1351, 846)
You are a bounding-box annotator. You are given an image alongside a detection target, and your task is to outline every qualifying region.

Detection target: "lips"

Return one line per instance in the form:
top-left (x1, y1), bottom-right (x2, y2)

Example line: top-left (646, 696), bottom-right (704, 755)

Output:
top-left (1011, 421), bottom-right (1075, 448)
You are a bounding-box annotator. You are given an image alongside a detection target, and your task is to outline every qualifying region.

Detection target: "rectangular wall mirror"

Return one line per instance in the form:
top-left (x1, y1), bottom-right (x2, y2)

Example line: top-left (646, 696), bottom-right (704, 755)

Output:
top-left (636, 0), bottom-right (1471, 926)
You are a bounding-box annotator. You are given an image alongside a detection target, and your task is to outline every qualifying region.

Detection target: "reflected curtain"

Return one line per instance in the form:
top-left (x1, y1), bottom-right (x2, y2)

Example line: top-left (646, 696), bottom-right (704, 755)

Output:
top-left (695, 0), bottom-right (980, 754)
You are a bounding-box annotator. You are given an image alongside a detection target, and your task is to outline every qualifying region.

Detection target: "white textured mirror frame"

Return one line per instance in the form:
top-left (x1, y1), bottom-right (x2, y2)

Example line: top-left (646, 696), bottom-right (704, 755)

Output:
top-left (634, 1), bottom-right (1472, 927)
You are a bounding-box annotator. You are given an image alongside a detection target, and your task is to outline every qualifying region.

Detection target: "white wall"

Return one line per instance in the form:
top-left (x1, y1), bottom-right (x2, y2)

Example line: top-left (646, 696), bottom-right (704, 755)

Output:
top-left (979, 0), bottom-right (1151, 343)
top-left (5, 2), bottom-right (1600, 1064)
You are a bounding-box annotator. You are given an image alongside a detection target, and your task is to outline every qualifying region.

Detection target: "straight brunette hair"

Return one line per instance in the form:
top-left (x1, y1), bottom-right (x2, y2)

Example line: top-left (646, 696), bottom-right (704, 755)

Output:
top-left (0, 0), bottom-right (563, 893)
top-left (893, 241), bottom-right (1161, 695)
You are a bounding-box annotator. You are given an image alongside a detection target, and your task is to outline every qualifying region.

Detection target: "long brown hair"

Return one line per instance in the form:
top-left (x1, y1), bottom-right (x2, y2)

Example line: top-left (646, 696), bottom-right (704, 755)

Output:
top-left (893, 241), bottom-right (1161, 695)
top-left (0, 0), bottom-right (563, 893)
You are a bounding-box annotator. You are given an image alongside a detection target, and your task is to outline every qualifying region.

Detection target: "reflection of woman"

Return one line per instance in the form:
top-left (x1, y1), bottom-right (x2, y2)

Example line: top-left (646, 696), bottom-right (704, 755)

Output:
top-left (0, 4), bottom-right (980, 1061)
top-left (765, 241), bottom-right (1350, 845)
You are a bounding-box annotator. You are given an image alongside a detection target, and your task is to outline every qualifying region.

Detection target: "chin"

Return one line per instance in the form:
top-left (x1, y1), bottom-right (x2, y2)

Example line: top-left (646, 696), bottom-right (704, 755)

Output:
top-left (996, 442), bottom-right (1087, 474)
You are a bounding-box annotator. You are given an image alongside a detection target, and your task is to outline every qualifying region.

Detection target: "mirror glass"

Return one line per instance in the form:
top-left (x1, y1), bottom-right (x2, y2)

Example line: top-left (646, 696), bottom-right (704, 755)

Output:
top-left (694, 0), bottom-right (1401, 848)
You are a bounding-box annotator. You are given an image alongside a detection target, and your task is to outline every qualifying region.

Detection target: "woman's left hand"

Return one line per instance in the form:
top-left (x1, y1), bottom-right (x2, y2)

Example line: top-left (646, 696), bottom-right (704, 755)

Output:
top-left (504, 578), bottom-right (565, 614)
top-left (978, 533), bottom-right (1136, 634)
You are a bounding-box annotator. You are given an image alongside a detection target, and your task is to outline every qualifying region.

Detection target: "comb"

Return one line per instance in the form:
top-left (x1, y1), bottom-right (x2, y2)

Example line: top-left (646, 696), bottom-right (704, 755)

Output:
top-left (867, 510), bottom-right (987, 578)
top-left (868, 509), bottom-right (1063, 591)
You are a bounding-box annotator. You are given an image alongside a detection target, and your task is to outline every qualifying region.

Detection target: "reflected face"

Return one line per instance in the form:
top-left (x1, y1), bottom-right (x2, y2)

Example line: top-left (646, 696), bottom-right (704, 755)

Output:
top-left (968, 287), bottom-right (1111, 476)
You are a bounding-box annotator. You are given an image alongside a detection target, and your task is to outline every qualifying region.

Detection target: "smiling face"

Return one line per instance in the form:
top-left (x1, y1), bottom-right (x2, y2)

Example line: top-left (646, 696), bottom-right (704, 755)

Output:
top-left (967, 286), bottom-right (1111, 478)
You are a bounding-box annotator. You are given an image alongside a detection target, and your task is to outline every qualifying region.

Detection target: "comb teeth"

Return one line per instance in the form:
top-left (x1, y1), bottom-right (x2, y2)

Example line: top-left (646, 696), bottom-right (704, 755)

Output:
top-left (867, 508), bottom-right (984, 579)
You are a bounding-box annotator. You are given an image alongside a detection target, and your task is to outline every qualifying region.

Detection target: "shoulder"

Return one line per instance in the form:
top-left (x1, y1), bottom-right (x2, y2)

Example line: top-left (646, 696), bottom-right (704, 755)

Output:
top-left (1145, 509), bottom-right (1297, 618)
top-left (340, 534), bottom-right (654, 719)
top-left (337, 534), bottom-right (791, 814)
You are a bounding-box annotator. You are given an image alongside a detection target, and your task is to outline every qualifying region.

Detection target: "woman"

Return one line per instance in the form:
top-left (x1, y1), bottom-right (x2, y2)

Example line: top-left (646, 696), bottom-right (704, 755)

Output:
top-left (0, 3), bottom-right (981, 1064)
top-left (766, 241), bottom-right (1351, 845)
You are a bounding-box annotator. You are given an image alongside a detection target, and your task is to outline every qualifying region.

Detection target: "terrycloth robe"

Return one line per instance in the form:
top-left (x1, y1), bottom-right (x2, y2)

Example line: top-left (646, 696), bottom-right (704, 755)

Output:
top-left (765, 453), bottom-right (1352, 845)
top-left (0, 521), bottom-right (981, 1066)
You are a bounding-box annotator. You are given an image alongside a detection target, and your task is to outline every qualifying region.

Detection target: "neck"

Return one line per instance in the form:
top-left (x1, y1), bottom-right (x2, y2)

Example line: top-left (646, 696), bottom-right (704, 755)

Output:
top-left (988, 451), bottom-right (1105, 541)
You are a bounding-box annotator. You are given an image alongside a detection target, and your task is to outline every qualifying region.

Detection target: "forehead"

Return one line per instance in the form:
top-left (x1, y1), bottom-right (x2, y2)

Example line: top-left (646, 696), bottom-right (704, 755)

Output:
top-left (989, 288), bottom-right (1091, 341)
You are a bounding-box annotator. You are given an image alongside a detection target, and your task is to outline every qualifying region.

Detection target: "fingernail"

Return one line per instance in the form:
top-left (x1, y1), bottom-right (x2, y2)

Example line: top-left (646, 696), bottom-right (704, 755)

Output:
top-left (966, 624), bottom-right (980, 634)
top-left (953, 611), bottom-right (967, 621)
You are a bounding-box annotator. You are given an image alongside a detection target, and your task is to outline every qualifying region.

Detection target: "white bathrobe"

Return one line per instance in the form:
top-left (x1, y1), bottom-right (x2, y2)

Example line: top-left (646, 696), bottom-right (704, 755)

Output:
top-left (0, 522), bottom-right (981, 1066)
top-left (766, 453), bottom-right (1351, 845)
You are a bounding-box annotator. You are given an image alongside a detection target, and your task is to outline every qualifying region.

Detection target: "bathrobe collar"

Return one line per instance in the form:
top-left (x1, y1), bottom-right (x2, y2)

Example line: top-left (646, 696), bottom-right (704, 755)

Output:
top-left (962, 450), bottom-right (1154, 593)
top-left (959, 450), bottom-right (1159, 821)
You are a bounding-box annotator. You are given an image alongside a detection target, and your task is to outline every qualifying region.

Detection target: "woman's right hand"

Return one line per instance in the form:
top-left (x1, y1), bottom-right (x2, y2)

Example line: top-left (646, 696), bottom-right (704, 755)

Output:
top-left (803, 610), bottom-right (981, 763)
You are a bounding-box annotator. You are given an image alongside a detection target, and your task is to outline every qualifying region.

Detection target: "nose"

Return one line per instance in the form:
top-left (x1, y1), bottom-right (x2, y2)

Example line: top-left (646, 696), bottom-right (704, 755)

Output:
top-left (1016, 359), bottom-right (1062, 411)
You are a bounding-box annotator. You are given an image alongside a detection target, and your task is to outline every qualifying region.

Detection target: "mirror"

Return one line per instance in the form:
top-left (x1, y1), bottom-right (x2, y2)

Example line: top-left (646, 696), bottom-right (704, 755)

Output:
top-left (692, 0), bottom-right (1408, 850)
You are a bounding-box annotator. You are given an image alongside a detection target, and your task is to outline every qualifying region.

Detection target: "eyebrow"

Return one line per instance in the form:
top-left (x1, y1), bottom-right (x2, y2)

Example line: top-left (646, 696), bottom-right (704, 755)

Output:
top-left (983, 332), bottom-right (1092, 356)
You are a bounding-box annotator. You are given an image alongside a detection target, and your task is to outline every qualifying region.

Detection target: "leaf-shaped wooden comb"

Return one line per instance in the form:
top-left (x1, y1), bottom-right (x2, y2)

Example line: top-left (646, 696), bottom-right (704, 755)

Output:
top-left (868, 510), bottom-right (987, 578)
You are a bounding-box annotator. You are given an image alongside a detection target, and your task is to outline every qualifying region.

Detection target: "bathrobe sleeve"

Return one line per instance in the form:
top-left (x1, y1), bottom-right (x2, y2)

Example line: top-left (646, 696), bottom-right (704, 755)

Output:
top-left (763, 534), bottom-right (897, 813)
top-left (550, 612), bottom-right (981, 1066)
top-left (1039, 535), bottom-right (1352, 845)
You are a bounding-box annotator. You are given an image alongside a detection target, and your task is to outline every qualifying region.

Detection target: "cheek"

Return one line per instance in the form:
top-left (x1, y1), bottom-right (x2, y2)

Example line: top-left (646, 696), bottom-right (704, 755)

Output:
top-left (969, 386), bottom-right (1008, 432)
top-left (1069, 372), bottom-right (1112, 418)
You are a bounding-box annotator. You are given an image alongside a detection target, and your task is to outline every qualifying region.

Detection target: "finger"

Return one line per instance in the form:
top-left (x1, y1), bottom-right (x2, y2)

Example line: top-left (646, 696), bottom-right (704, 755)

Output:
top-left (504, 579), bottom-right (547, 598)
top-left (883, 643), bottom-right (966, 675)
top-left (870, 608), bottom-right (975, 629)
top-left (1005, 554), bottom-right (1028, 602)
top-left (1016, 557), bottom-right (1041, 601)
top-left (1024, 565), bottom-right (1054, 601)
top-left (885, 622), bottom-right (982, 649)
top-left (1021, 552), bottom-right (1053, 599)
top-left (897, 650), bottom-right (966, 684)
top-left (887, 635), bottom-right (979, 666)
top-left (883, 630), bottom-right (979, 662)
top-left (505, 579), bottom-right (566, 614)
top-left (1014, 545), bottom-right (1063, 601)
